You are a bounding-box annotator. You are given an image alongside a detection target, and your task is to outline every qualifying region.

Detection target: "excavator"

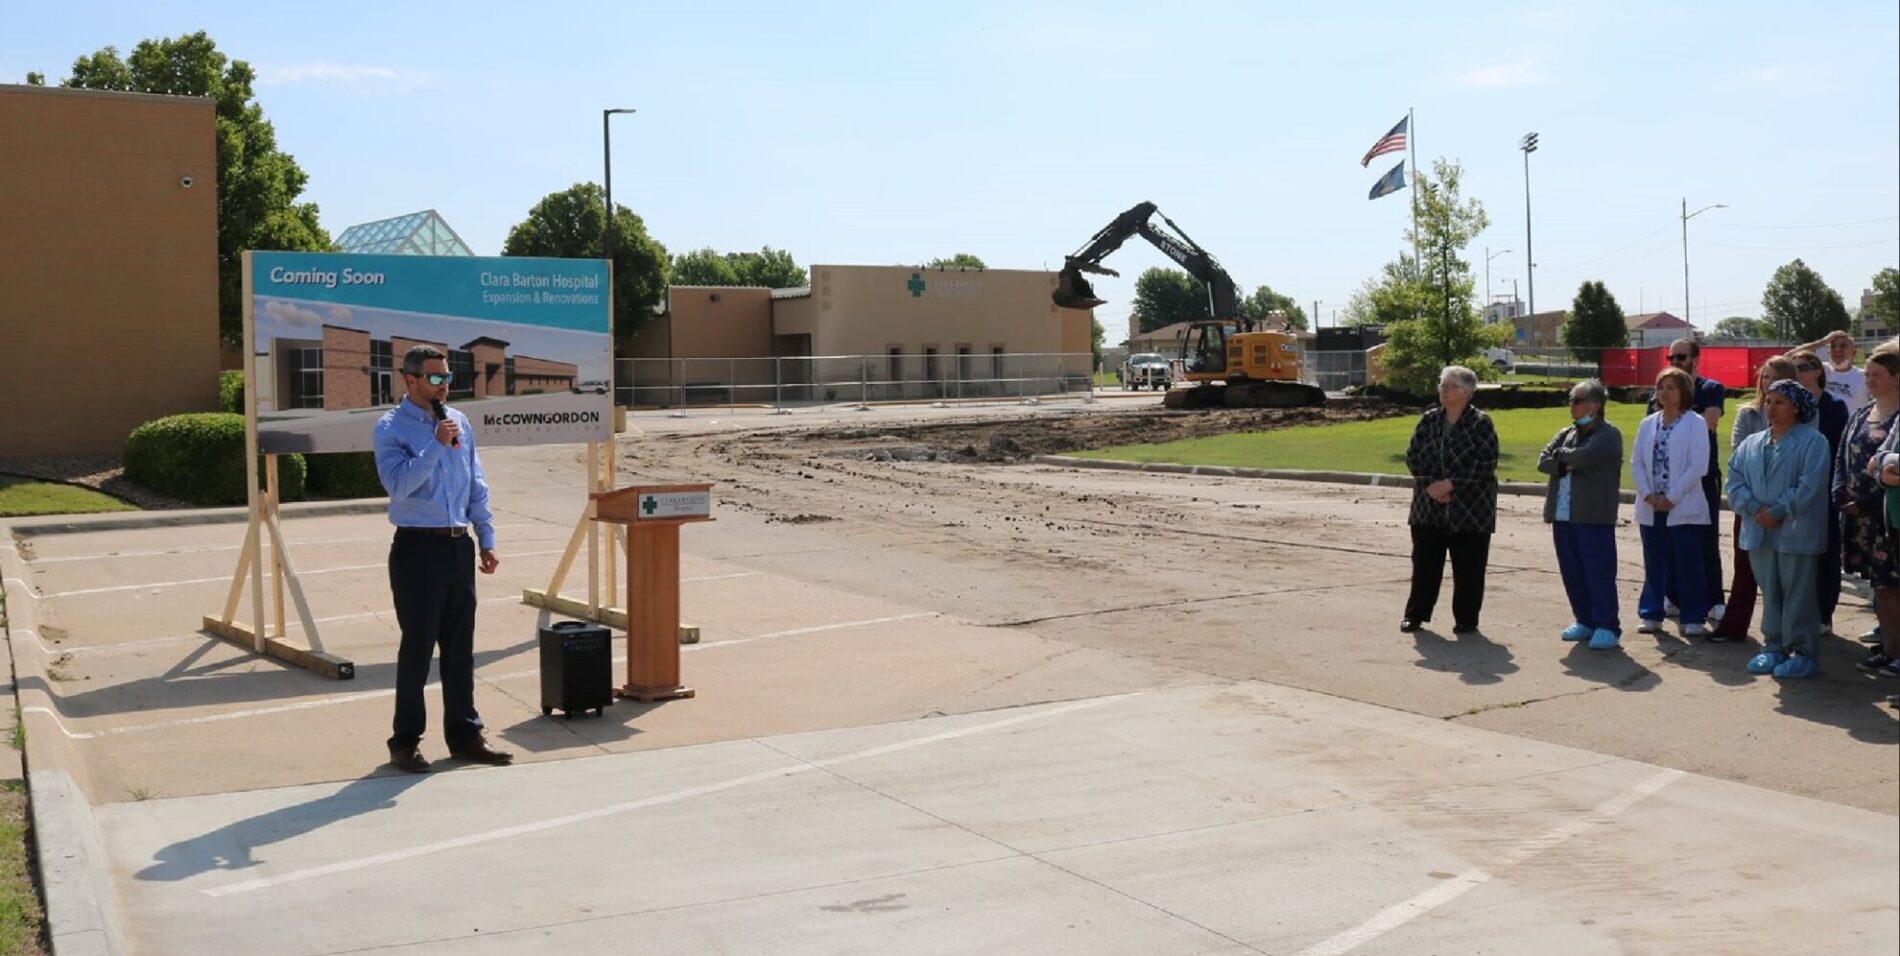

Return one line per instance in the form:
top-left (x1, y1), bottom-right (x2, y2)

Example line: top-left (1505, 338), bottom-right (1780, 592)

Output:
top-left (1053, 201), bottom-right (1326, 409)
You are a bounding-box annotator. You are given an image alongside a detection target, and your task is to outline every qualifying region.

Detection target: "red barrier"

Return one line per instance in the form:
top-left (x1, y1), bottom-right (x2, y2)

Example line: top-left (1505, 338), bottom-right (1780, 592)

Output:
top-left (1602, 346), bottom-right (1786, 390)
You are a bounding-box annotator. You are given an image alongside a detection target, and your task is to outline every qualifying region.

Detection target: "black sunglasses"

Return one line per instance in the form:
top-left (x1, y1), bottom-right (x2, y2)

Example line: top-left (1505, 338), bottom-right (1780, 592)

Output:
top-left (1795, 362), bottom-right (1822, 373)
top-left (408, 371), bottom-right (453, 386)
top-left (1667, 353), bottom-right (1693, 362)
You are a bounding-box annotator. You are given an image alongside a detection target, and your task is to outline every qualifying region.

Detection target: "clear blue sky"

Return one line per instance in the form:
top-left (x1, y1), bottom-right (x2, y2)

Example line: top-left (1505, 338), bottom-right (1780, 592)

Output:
top-left (10, 1), bottom-right (1897, 335)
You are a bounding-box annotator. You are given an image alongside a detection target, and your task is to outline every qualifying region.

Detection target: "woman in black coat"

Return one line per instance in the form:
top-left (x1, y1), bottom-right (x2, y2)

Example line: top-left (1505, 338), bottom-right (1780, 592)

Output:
top-left (1401, 365), bottom-right (1501, 634)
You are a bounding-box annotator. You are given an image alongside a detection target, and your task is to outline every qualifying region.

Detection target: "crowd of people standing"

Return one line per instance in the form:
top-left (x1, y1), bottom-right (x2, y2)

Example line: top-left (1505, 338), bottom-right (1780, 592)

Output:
top-left (1400, 332), bottom-right (1900, 705)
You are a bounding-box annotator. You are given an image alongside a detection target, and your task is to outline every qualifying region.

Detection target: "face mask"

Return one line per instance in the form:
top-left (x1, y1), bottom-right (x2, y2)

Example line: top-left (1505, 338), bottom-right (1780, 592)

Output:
top-left (1574, 414), bottom-right (1594, 427)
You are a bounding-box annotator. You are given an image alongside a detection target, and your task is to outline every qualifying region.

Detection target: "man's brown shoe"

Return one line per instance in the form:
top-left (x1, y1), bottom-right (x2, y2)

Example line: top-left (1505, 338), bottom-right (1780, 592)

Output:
top-left (388, 746), bottom-right (431, 774)
top-left (448, 737), bottom-right (514, 766)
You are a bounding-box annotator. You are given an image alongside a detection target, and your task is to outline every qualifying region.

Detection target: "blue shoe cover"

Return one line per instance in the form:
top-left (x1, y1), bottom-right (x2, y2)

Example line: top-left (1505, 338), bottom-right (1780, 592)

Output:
top-left (1587, 629), bottom-right (1620, 650)
top-left (1747, 651), bottom-right (1786, 674)
top-left (1772, 654), bottom-right (1818, 679)
top-left (1562, 622), bottom-right (1592, 641)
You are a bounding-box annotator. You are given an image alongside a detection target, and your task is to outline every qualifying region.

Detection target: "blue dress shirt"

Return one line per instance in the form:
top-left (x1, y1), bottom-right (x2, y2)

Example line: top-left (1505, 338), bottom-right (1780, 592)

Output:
top-left (373, 397), bottom-right (496, 549)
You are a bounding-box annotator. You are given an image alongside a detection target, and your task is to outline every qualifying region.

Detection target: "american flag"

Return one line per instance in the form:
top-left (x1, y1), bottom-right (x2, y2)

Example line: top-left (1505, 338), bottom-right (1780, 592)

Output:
top-left (1360, 116), bottom-right (1408, 167)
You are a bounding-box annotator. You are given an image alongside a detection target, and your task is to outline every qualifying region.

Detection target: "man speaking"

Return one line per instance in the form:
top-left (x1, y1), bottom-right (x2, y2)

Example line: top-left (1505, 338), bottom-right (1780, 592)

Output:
top-left (373, 345), bottom-right (513, 772)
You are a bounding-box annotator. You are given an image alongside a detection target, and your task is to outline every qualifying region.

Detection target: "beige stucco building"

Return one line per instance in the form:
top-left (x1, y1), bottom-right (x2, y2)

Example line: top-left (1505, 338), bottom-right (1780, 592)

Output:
top-left (0, 84), bottom-right (219, 456)
top-left (628, 265), bottom-right (1094, 404)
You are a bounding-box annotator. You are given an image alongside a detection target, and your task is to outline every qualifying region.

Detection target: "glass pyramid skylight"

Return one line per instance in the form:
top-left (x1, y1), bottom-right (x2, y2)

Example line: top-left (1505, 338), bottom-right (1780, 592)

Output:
top-left (336, 209), bottom-right (475, 256)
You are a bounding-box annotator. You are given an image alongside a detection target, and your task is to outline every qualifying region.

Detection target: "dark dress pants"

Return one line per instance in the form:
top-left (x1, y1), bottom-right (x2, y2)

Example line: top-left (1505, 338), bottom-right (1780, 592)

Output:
top-left (1701, 465), bottom-right (1726, 605)
top-left (388, 530), bottom-right (484, 750)
top-left (1405, 525), bottom-right (1491, 629)
top-left (1819, 507), bottom-right (1842, 627)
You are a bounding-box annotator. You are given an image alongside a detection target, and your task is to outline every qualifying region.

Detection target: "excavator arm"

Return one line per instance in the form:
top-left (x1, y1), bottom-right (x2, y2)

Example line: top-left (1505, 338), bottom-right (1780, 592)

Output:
top-left (1052, 201), bottom-right (1245, 329)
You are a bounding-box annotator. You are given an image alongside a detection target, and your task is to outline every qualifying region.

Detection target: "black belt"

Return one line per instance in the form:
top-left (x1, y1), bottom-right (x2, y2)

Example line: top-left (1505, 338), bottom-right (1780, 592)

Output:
top-left (398, 526), bottom-right (469, 537)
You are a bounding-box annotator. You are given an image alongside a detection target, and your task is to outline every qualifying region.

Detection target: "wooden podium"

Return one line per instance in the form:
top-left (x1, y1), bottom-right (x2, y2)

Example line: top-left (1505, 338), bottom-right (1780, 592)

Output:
top-left (592, 483), bottom-right (714, 702)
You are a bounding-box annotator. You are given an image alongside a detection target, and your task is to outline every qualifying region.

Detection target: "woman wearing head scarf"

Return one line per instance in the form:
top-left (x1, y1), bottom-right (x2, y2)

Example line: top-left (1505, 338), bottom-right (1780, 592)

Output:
top-left (1727, 380), bottom-right (1833, 678)
top-left (1633, 366), bottom-right (1714, 637)
top-left (1790, 348), bottom-right (1850, 635)
top-left (1712, 357), bottom-right (1801, 640)
top-left (1540, 379), bottom-right (1624, 649)
top-left (1401, 365), bottom-right (1499, 634)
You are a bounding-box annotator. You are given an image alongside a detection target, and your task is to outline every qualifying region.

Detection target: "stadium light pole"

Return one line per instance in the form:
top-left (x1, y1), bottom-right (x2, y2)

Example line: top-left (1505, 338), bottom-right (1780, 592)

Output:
top-left (1681, 199), bottom-right (1727, 329)
top-left (1485, 247), bottom-right (1513, 319)
top-left (1519, 133), bottom-right (1538, 318)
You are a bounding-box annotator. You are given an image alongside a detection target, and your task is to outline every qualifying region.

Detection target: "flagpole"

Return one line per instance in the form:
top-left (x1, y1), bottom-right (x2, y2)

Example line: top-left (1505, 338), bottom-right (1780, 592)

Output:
top-left (1407, 107), bottom-right (1419, 274)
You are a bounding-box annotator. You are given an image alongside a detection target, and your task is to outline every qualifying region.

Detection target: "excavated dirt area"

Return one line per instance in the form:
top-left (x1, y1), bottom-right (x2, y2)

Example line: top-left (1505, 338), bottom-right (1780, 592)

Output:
top-left (758, 401), bottom-right (1413, 464)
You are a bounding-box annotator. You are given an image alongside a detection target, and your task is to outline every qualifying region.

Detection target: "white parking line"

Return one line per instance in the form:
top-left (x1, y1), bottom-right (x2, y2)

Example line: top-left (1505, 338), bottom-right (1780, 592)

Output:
top-left (19, 523), bottom-right (549, 564)
top-left (1293, 768), bottom-right (1685, 956)
top-left (203, 692), bottom-right (1135, 897)
top-left (41, 549), bottom-right (572, 598)
top-left (25, 613), bottom-right (936, 739)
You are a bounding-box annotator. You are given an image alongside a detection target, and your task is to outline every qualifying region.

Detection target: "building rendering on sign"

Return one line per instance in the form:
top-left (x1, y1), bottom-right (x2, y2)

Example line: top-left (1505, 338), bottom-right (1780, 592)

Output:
top-left (0, 84), bottom-right (218, 456)
top-left (264, 327), bottom-right (578, 412)
top-left (627, 264), bottom-right (1094, 403)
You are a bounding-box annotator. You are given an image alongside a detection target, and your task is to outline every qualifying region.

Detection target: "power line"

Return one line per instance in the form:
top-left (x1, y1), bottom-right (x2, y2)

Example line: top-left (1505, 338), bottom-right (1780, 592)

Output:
top-left (1534, 217), bottom-right (1679, 275)
top-left (1704, 215), bottom-right (1899, 230)
top-left (1701, 236), bottom-right (1899, 253)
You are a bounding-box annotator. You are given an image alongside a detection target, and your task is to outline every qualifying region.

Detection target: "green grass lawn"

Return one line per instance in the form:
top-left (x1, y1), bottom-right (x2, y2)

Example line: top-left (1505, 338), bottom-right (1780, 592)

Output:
top-left (0, 476), bottom-right (137, 518)
top-left (1074, 400), bottom-right (1740, 485)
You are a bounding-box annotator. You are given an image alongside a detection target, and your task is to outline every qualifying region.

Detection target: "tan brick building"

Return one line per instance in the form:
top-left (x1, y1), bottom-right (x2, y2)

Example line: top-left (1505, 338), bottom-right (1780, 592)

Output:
top-left (629, 265), bottom-right (1094, 403)
top-left (0, 84), bottom-right (218, 456)
top-left (265, 329), bottom-right (575, 411)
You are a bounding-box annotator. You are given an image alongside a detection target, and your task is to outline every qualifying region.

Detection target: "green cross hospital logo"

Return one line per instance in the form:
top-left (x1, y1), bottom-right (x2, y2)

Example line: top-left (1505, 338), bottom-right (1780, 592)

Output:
top-left (640, 495), bottom-right (658, 515)
top-left (907, 273), bottom-right (926, 297)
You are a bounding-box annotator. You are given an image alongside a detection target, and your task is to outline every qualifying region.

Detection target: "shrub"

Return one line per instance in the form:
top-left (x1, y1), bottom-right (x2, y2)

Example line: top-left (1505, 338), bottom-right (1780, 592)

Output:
top-left (305, 452), bottom-right (387, 500)
top-left (123, 413), bottom-right (304, 505)
top-left (218, 370), bottom-right (245, 413)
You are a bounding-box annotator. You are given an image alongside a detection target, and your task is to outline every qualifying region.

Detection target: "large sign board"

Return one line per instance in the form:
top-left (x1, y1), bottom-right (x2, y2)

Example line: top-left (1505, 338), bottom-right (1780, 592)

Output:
top-left (247, 252), bottom-right (612, 453)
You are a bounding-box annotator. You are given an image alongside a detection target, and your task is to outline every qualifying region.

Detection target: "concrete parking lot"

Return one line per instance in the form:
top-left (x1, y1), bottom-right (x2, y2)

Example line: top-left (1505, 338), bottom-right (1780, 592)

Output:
top-left (3, 399), bottom-right (1895, 954)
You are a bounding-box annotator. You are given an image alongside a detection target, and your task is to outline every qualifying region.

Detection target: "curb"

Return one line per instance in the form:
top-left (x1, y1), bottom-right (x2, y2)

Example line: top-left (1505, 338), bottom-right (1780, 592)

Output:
top-left (1030, 455), bottom-right (1666, 505)
top-left (10, 498), bottom-right (388, 537)
top-left (0, 528), bottom-right (127, 956)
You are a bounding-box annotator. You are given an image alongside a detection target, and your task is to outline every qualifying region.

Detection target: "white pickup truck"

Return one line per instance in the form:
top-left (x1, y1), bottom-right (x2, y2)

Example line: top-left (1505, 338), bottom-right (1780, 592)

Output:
top-left (1483, 347), bottom-right (1516, 371)
top-left (1121, 352), bottom-right (1174, 390)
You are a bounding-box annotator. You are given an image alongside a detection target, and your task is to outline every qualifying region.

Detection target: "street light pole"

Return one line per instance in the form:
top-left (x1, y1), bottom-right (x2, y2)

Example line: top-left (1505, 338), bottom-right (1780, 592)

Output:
top-left (1519, 133), bottom-right (1538, 318)
top-left (601, 108), bottom-right (636, 265)
top-left (1680, 198), bottom-right (1727, 328)
top-left (1485, 246), bottom-right (1513, 320)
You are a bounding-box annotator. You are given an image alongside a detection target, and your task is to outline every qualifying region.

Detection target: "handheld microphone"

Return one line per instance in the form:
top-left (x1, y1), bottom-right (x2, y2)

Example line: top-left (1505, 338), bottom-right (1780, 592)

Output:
top-left (431, 399), bottom-right (460, 447)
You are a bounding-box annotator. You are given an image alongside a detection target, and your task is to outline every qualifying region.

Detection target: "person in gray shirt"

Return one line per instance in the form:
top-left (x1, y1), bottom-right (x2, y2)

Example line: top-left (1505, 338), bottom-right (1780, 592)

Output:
top-left (1540, 379), bottom-right (1625, 649)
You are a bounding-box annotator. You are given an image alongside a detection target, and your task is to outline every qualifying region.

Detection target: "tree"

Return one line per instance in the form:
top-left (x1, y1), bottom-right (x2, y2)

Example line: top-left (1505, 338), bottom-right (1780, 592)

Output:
top-left (1761, 258), bottom-right (1850, 343)
top-left (502, 182), bottom-right (669, 341)
top-left (1131, 267), bottom-right (1208, 332)
top-left (1378, 159), bottom-right (1505, 394)
top-left (926, 253), bottom-right (986, 270)
top-left (1342, 257), bottom-right (1427, 328)
top-left (670, 247), bottom-right (741, 286)
top-left (1241, 285), bottom-right (1309, 331)
top-left (1561, 281), bottom-right (1626, 360)
top-left (58, 31), bottom-right (333, 346)
top-left (1867, 267), bottom-right (1900, 331)
top-left (726, 246), bottom-right (806, 288)
top-left (1709, 315), bottom-right (1772, 341)
top-left (1091, 318), bottom-right (1106, 371)
top-left (25, 71), bottom-right (45, 85)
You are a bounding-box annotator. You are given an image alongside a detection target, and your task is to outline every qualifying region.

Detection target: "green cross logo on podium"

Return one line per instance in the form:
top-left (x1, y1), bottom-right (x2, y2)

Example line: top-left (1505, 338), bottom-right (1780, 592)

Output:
top-left (640, 495), bottom-right (658, 515)
top-left (907, 273), bottom-right (926, 297)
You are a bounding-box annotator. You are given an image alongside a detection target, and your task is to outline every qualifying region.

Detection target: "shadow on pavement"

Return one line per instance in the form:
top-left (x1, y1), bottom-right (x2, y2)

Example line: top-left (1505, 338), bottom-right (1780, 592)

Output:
top-left (34, 636), bottom-right (538, 720)
top-left (1411, 628), bottom-right (1519, 685)
top-left (135, 771), bottom-right (430, 882)
top-left (1559, 642), bottom-right (1659, 691)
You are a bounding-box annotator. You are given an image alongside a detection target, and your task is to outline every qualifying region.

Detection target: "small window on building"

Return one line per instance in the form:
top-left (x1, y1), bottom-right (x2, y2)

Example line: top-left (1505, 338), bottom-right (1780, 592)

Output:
top-left (370, 339), bottom-right (393, 406)
top-left (991, 345), bottom-right (1006, 382)
top-left (957, 344), bottom-right (973, 381)
top-left (924, 346), bottom-right (940, 383)
top-left (887, 346), bottom-right (903, 384)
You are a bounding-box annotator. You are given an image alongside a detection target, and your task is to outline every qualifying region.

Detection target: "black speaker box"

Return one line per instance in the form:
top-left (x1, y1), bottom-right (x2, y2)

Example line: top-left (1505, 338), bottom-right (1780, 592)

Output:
top-left (539, 620), bottom-right (613, 717)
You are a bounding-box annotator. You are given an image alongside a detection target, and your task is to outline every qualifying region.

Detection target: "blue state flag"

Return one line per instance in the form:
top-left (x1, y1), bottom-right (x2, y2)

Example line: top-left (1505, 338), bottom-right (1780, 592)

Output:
top-left (1368, 160), bottom-right (1407, 200)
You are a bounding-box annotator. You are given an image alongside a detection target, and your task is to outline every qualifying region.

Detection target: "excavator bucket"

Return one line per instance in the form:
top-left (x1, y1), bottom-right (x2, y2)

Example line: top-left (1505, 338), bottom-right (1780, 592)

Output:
top-left (1052, 268), bottom-right (1106, 310)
